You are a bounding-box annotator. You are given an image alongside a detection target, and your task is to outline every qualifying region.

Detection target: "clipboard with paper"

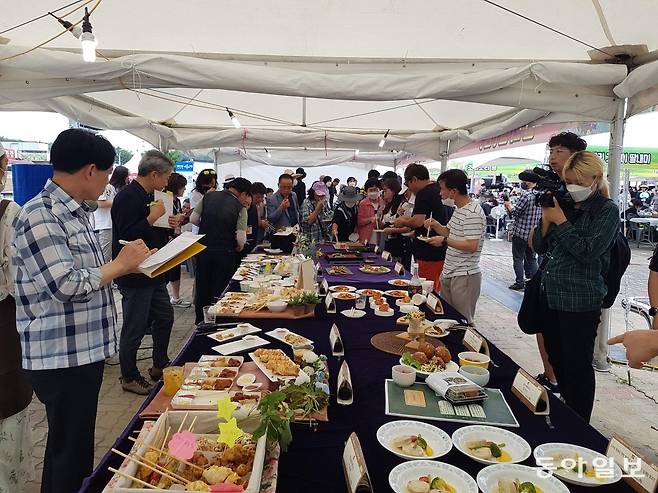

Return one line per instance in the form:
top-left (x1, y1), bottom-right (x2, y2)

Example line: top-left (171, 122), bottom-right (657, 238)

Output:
top-left (137, 232), bottom-right (206, 278)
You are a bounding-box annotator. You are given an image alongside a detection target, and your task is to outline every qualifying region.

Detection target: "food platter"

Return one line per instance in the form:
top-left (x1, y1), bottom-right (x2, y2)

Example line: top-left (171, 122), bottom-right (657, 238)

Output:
top-left (399, 357), bottom-right (458, 377)
top-left (377, 420), bottom-right (452, 460)
top-left (359, 265), bottom-right (391, 274)
top-left (197, 355), bottom-right (244, 368)
top-left (356, 288), bottom-right (385, 297)
top-left (452, 425), bottom-right (532, 465)
top-left (325, 265), bottom-right (353, 275)
top-left (385, 289), bottom-right (410, 298)
top-left (206, 323), bottom-right (262, 344)
top-left (388, 279), bottom-right (410, 287)
top-left (329, 285), bottom-right (357, 292)
top-left (249, 349), bottom-right (300, 382)
top-left (334, 292), bottom-right (359, 300)
top-left (477, 464), bottom-right (570, 493)
top-left (389, 460), bottom-right (478, 493)
top-left (265, 328), bottom-right (314, 349)
top-left (533, 443), bottom-right (623, 487)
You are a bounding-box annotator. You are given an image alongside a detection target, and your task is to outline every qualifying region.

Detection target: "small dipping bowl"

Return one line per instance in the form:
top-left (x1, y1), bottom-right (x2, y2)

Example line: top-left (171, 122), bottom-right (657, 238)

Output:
top-left (236, 373), bottom-right (257, 387)
top-left (458, 365), bottom-right (490, 387)
top-left (458, 351), bottom-right (491, 369)
top-left (392, 364), bottom-right (416, 387)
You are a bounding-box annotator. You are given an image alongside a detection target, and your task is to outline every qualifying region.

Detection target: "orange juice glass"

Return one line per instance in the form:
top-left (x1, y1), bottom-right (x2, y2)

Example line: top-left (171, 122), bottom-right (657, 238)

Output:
top-left (163, 366), bottom-right (184, 396)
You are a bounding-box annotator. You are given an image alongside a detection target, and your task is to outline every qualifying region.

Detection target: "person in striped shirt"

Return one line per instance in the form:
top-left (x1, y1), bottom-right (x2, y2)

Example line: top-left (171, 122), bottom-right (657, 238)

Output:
top-left (424, 169), bottom-right (486, 323)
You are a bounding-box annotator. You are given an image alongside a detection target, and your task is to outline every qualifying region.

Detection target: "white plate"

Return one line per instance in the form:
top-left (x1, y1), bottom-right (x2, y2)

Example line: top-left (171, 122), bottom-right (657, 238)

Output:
top-left (333, 292), bottom-right (360, 301)
top-left (197, 355), bottom-right (244, 368)
top-left (399, 358), bottom-right (459, 377)
top-left (263, 248), bottom-right (283, 254)
top-left (329, 285), bottom-right (357, 292)
top-left (170, 389), bottom-right (230, 410)
top-left (452, 425), bottom-right (532, 465)
top-left (207, 323), bottom-right (262, 344)
top-left (423, 325), bottom-right (449, 338)
top-left (375, 308), bottom-right (395, 317)
top-left (385, 289), bottom-right (409, 298)
top-left (211, 335), bottom-right (270, 355)
top-left (249, 349), bottom-right (300, 382)
top-left (477, 464), bottom-right (570, 493)
top-left (356, 288), bottom-right (384, 296)
top-left (533, 442), bottom-right (623, 487)
top-left (359, 266), bottom-right (391, 274)
top-left (389, 460), bottom-right (477, 493)
top-left (388, 279), bottom-right (410, 287)
top-left (377, 420), bottom-right (452, 460)
top-left (265, 328), bottom-right (314, 349)
top-left (341, 309), bottom-right (366, 318)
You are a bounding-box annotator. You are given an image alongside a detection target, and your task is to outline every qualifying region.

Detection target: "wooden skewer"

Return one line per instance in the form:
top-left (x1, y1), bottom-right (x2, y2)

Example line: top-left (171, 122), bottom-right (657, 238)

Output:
top-left (176, 412), bottom-right (189, 434)
top-left (111, 448), bottom-right (185, 485)
top-left (128, 436), bottom-right (204, 472)
top-left (187, 415), bottom-right (198, 432)
top-left (108, 466), bottom-right (157, 490)
top-left (159, 426), bottom-right (171, 460)
top-left (135, 452), bottom-right (189, 485)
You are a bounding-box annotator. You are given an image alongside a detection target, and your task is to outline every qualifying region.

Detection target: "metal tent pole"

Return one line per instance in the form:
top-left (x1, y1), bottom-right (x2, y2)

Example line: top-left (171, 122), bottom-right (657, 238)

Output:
top-left (608, 99), bottom-right (627, 207)
top-left (440, 139), bottom-right (450, 173)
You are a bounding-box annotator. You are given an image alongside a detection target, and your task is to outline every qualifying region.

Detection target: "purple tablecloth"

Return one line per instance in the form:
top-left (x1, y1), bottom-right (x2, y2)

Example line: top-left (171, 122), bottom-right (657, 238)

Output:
top-left (80, 246), bottom-right (633, 493)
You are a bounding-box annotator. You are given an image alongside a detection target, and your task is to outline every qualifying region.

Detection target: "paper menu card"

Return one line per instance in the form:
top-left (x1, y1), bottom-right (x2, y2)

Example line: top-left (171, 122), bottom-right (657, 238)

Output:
top-left (330, 323), bottom-right (345, 356)
top-left (342, 433), bottom-right (372, 493)
top-left (138, 232), bottom-right (205, 278)
top-left (607, 435), bottom-right (658, 493)
top-left (153, 190), bottom-right (174, 229)
top-left (510, 368), bottom-right (550, 416)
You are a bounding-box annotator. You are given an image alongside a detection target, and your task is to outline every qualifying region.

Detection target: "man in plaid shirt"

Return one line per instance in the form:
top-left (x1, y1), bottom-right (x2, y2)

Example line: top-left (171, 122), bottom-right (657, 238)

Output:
top-left (504, 179), bottom-right (542, 290)
top-left (12, 129), bottom-right (153, 493)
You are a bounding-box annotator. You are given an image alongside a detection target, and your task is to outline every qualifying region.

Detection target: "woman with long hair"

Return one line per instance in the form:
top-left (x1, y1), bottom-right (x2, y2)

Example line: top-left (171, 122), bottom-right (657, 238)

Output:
top-left (381, 178), bottom-right (412, 269)
top-left (164, 173), bottom-right (190, 305)
top-left (109, 165), bottom-right (130, 192)
top-left (189, 169), bottom-right (217, 233)
top-left (532, 151), bottom-right (619, 421)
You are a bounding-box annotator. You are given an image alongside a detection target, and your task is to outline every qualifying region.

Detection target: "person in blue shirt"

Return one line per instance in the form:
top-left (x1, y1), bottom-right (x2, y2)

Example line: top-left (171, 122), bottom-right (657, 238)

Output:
top-left (267, 173), bottom-right (300, 230)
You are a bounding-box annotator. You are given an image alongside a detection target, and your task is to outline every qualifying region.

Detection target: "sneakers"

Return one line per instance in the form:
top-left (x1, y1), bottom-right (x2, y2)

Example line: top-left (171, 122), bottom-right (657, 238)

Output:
top-left (170, 297), bottom-right (192, 307)
top-left (536, 373), bottom-right (559, 393)
top-left (121, 375), bottom-right (154, 395)
top-left (508, 281), bottom-right (525, 291)
top-left (593, 359), bottom-right (611, 372)
top-left (148, 366), bottom-right (164, 381)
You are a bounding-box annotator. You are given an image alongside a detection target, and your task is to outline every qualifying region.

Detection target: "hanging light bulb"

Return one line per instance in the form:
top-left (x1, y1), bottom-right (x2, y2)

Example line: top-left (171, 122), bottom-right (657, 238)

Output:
top-left (265, 148), bottom-right (272, 158)
top-left (378, 129), bottom-right (390, 148)
top-left (80, 7), bottom-right (96, 63)
top-left (227, 109), bottom-right (241, 128)
top-left (354, 149), bottom-right (360, 157)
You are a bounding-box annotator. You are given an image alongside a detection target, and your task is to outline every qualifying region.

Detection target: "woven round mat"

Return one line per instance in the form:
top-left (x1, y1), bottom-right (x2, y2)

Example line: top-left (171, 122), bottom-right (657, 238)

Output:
top-left (370, 331), bottom-right (445, 356)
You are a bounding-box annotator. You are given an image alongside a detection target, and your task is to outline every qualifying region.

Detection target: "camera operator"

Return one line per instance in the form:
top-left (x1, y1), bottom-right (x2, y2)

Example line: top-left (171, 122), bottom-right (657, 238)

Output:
top-left (530, 132), bottom-right (587, 392)
top-left (532, 151), bottom-right (619, 421)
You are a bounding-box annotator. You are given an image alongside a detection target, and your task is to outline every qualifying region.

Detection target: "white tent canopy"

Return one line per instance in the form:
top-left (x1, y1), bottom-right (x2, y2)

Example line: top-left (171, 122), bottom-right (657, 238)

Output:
top-left (3, 1), bottom-right (658, 161)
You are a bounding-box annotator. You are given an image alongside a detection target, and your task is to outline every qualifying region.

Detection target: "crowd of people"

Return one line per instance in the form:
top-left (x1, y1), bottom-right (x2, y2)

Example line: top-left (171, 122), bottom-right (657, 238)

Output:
top-left (1, 127), bottom-right (658, 493)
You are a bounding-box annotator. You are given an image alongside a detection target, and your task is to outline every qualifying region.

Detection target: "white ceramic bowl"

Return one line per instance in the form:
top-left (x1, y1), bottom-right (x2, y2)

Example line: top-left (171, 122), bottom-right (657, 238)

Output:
top-left (399, 304), bottom-right (418, 314)
top-left (459, 365), bottom-right (490, 387)
top-left (389, 460), bottom-right (478, 493)
top-left (392, 364), bottom-right (416, 387)
top-left (266, 300), bottom-right (288, 312)
top-left (236, 373), bottom-right (256, 387)
top-left (452, 425), bottom-right (532, 465)
top-left (477, 464), bottom-right (570, 493)
top-left (377, 420), bottom-right (452, 460)
top-left (533, 443), bottom-right (623, 487)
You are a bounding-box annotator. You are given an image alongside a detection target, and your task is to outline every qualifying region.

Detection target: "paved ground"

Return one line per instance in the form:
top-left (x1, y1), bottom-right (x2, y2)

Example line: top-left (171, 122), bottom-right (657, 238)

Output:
top-left (23, 240), bottom-right (658, 491)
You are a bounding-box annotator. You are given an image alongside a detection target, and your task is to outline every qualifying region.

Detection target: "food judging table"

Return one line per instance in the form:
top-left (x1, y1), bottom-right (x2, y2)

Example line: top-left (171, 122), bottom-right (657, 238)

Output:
top-left (82, 245), bottom-right (635, 493)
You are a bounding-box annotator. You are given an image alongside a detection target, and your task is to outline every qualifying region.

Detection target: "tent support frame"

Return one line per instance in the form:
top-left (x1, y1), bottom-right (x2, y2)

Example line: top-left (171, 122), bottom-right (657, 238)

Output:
top-left (608, 99), bottom-right (626, 206)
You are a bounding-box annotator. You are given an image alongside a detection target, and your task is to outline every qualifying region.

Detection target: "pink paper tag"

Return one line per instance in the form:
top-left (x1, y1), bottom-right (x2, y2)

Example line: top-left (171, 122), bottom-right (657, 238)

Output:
top-left (168, 431), bottom-right (197, 460)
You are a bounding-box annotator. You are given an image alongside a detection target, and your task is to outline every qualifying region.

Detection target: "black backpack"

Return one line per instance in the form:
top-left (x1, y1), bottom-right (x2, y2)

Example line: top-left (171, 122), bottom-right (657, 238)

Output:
top-left (588, 195), bottom-right (631, 309)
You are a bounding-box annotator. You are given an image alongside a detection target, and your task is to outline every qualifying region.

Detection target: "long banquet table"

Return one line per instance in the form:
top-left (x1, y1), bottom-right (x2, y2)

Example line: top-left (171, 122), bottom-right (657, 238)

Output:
top-left (81, 246), bottom-right (634, 493)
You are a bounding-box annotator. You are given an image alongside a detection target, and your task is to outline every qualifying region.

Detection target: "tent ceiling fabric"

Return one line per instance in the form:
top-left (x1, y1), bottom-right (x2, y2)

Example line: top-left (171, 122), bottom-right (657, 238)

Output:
top-left (5, 0), bottom-right (658, 157)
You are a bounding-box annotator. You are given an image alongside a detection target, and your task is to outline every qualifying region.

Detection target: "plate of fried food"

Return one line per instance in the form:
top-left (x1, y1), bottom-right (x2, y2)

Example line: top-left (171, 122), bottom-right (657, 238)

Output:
top-left (359, 265), bottom-right (391, 274)
top-left (334, 291), bottom-right (359, 300)
top-left (385, 289), bottom-right (409, 298)
top-left (326, 265), bottom-right (353, 275)
top-left (388, 279), bottom-right (410, 287)
top-left (197, 355), bottom-right (244, 368)
top-left (265, 328), bottom-right (314, 349)
top-left (249, 348), bottom-right (300, 382)
top-left (329, 284), bottom-right (357, 292)
top-left (357, 288), bottom-right (384, 297)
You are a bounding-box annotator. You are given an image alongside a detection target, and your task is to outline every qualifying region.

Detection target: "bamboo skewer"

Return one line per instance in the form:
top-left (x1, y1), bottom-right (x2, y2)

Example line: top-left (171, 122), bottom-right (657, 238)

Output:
top-left (112, 448), bottom-right (184, 485)
top-left (128, 436), bottom-right (204, 472)
top-left (176, 412), bottom-right (189, 434)
top-left (159, 426), bottom-right (171, 461)
top-left (108, 467), bottom-right (157, 490)
top-left (187, 416), bottom-right (198, 432)
top-left (135, 452), bottom-right (189, 485)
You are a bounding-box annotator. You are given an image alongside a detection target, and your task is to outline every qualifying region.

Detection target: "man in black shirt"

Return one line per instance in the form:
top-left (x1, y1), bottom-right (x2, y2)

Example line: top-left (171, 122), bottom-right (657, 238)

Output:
top-left (395, 163), bottom-right (452, 290)
top-left (191, 177), bottom-right (252, 323)
top-left (246, 182), bottom-right (268, 252)
top-left (292, 167), bottom-right (307, 206)
top-left (331, 185), bottom-right (360, 241)
top-left (112, 150), bottom-right (179, 395)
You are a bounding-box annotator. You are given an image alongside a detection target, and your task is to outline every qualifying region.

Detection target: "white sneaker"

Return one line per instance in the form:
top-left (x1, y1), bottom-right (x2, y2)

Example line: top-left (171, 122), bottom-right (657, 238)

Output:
top-left (170, 297), bottom-right (192, 307)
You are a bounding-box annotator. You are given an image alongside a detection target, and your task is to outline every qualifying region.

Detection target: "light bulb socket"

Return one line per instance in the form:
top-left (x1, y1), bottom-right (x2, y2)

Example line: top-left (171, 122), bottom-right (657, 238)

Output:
top-left (82, 7), bottom-right (92, 34)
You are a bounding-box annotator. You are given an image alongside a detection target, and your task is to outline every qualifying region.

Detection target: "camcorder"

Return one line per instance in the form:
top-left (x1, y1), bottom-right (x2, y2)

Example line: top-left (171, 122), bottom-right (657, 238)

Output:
top-left (518, 167), bottom-right (573, 209)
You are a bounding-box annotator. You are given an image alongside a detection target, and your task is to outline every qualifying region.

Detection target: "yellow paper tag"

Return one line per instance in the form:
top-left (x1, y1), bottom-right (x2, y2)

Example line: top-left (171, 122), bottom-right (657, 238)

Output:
top-left (217, 417), bottom-right (244, 447)
top-left (217, 397), bottom-right (237, 421)
top-left (404, 389), bottom-right (426, 407)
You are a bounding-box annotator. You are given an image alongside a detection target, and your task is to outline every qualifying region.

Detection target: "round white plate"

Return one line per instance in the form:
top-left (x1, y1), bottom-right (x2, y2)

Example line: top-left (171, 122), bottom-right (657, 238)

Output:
top-left (356, 288), bottom-right (384, 296)
top-left (329, 285), bottom-right (357, 292)
top-left (534, 442), bottom-right (623, 487)
top-left (477, 463), bottom-right (570, 493)
top-left (333, 292), bottom-right (359, 301)
top-left (236, 373), bottom-right (256, 387)
top-left (377, 421), bottom-right (452, 460)
top-left (263, 248), bottom-right (283, 254)
top-left (389, 460), bottom-right (477, 493)
top-left (423, 324), bottom-right (448, 338)
top-left (452, 425), bottom-right (532, 465)
top-left (341, 309), bottom-right (366, 318)
top-left (399, 358), bottom-right (459, 377)
top-left (375, 308), bottom-right (395, 317)
top-left (388, 279), bottom-right (410, 287)
top-left (384, 289), bottom-right (409, 298)
top-left (359, 266), bottom-right (391, 274)
top-left (395, 298), bottom-right (412, 306)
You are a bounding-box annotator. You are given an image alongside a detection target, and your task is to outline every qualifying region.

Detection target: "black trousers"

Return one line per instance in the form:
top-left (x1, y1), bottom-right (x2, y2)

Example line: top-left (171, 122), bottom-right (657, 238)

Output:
top-left (511, 235), bottom-right (538, 283)
top-left (194, 249), bottom-right (240, 323)
top-left (25, 360), bottom-right (105, 493)
top-left (540, 298), bottom-right (600, 421)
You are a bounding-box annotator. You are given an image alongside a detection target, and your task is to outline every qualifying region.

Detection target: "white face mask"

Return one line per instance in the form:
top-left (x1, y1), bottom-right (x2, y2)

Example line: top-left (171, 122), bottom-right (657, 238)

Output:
top-left (348, 181), bottom-right (357, 187)
top-left (368, 191), bottom-right (379, 200)
top-left (442, 198), bottom-right (455, 207)
top-left (567, 182), bottom-right (596, 202)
